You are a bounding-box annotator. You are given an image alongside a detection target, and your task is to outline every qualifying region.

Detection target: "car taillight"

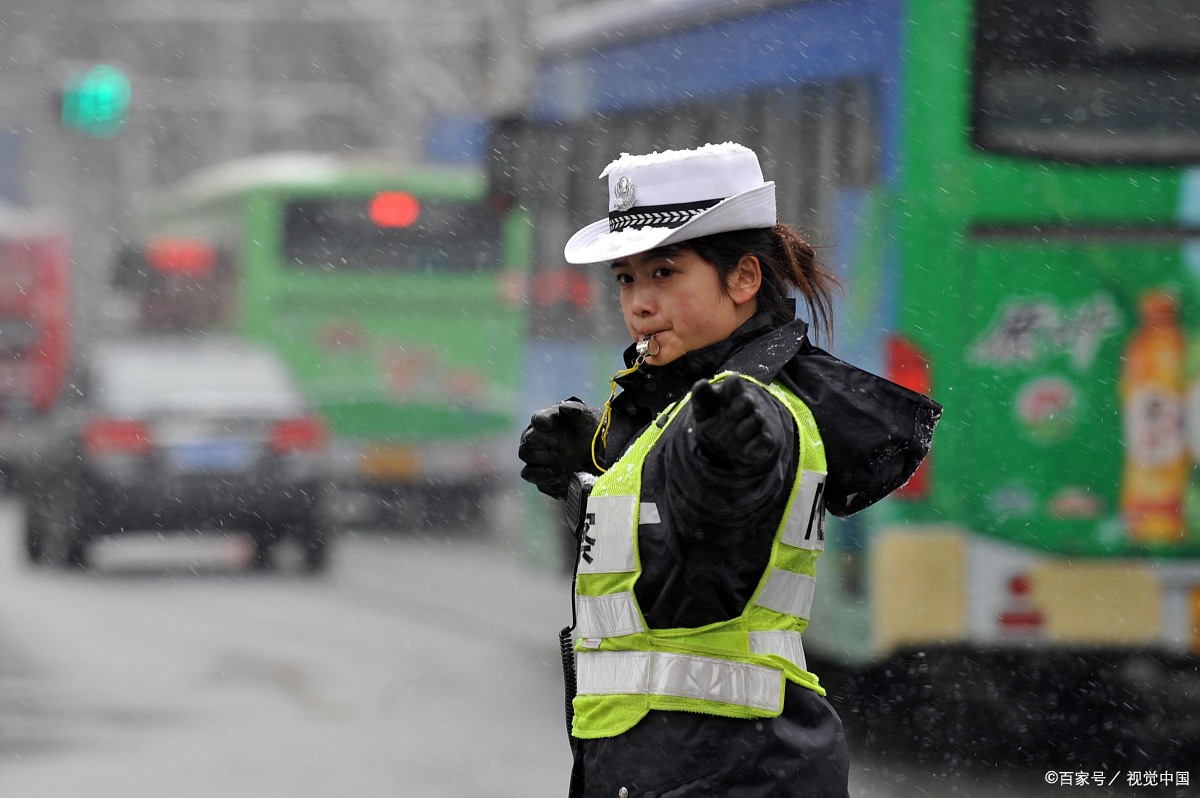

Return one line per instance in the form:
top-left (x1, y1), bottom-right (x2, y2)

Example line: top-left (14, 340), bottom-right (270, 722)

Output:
top-left (887, 334), bottom-right (932, 500)
top-left (270, 416), bottom-right (326, 453)
top-left (84, 418), bottom-right (152, 456)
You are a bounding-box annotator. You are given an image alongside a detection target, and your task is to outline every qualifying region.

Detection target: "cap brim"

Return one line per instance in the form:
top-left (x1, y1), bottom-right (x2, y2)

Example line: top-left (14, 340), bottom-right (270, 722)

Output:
top-left (563, 182), bottom-right (776, 264)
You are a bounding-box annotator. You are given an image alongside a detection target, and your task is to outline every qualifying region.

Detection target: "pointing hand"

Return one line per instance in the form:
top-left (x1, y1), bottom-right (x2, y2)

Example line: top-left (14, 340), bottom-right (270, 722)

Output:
top-left (689, 378), bottom-right (775, 466)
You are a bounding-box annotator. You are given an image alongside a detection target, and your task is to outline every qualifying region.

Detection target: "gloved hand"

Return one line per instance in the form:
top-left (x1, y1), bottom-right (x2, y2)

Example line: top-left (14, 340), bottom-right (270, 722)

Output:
top-left (689, 378), bottom-right (776, 466)
top-left (518, 399), bottom-right (601, 499)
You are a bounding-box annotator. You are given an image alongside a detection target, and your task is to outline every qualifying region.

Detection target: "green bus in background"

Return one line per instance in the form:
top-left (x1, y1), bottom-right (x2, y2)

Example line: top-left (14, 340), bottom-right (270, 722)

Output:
top-left (496, 0), bottom-right (1200, 754)
top-left (128, 153), bottom-right (529, 527)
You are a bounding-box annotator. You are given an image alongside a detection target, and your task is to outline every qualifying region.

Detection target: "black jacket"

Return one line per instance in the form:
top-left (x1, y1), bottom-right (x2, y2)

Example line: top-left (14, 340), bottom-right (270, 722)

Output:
top-left (568, 314), bottom-right (940, 798)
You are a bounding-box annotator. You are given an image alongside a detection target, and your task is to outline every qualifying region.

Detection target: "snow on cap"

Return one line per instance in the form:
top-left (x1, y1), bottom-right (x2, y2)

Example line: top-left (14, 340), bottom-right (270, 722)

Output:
top-left (564, 142), bottom-right (777, 264)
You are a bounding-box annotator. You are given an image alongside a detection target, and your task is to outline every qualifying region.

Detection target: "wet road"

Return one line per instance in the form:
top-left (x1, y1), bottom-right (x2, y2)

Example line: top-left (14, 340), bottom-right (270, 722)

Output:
top-left (0, 498), bottom-right (1183, 797)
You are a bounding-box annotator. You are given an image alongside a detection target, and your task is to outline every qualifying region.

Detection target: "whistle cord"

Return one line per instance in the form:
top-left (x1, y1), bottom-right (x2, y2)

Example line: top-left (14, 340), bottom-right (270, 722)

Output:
top-left (590, 336), bottom-right (660, 473)
top-left (590, 355), bottom-right (645, 473)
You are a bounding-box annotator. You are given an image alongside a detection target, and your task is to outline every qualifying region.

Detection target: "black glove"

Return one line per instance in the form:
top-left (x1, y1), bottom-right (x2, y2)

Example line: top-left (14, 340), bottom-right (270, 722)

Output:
top-left (518, 399), bottom-right (601, 499)
top-left (689, 378), bottom-right (776, 466)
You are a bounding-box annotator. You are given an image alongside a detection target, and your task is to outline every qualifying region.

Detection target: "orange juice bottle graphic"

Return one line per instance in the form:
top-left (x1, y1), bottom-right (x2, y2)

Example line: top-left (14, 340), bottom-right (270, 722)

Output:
top-left (1185, 332), bottom-right (1200, 534)
top-left (1120, 290), bottom-right (1186, 542)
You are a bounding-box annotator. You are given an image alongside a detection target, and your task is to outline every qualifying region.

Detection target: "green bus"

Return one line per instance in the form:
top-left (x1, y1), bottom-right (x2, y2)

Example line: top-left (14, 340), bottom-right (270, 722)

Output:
top-left (129, 152), bottom-right (529, 527)
top-left (496, 0), bottom-right (1200, 747)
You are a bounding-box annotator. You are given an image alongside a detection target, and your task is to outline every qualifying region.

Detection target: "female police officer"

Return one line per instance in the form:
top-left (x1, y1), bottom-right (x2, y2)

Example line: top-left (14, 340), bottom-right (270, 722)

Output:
top-left (518, 143), bottom-right (939, 798)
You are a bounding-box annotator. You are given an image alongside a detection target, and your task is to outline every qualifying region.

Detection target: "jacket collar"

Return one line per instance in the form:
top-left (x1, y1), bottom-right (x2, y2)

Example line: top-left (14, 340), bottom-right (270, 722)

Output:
top-left (613, 311), bottom-right (779, 413)
top-left (722, 317), bottom-right (810, 383)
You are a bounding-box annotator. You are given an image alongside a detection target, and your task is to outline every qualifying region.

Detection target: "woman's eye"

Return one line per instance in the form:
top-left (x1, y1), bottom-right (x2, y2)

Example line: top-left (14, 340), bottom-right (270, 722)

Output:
top-left (653, 267), bottom-right (674, 279)
top-left (615, 273), bottom-right (633, 285)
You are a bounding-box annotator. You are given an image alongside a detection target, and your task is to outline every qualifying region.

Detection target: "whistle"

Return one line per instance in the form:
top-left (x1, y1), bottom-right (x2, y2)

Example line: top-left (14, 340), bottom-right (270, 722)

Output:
top-left (635, 335), bottom-right (658, 358)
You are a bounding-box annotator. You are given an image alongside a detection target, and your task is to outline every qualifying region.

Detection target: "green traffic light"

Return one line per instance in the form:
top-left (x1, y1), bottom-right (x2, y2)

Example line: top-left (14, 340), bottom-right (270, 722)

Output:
top-left (61, 64), bottom-right (132, 138)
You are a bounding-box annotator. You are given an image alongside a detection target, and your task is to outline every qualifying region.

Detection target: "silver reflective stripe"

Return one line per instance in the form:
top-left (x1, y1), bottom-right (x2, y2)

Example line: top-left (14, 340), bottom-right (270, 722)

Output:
top-left (576, 650), bottom-right (782, 714)
top-left (748, 630), bottom-right (807, 671)
top-left (575, 591), bottom-right (644, 638)
top-left (577, 495), bottom-right (637, 574)
top-left (781, 470), bottom-right (826, 550)
top-left (576, 650), bottom-right (651, 695)
top-left (755, 569), bottom-right (817, 619)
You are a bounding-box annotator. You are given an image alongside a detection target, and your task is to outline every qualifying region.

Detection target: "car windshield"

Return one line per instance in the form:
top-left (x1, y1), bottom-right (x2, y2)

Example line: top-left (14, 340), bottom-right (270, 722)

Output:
top-left (92, 342), bottom-right (306, 416)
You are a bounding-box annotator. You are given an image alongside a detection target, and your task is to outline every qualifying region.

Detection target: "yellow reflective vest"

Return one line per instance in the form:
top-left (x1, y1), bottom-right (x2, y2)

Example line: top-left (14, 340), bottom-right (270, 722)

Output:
top-left (572, 371), bottom-right (829, 739)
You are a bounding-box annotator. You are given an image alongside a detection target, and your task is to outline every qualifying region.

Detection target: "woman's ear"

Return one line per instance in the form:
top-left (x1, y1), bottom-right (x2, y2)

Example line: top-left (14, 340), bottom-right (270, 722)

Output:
top-left (727, 255), bottom-right (762, 306)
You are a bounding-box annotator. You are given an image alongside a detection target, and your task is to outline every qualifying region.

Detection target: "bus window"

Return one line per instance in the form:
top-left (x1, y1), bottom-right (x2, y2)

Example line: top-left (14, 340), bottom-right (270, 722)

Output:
top-left (835, 78), bottom-right (879, 189)
top-left (282, 196), bottom-right (504, 272)
top-left (972, 0), bottom-right (1200, 163)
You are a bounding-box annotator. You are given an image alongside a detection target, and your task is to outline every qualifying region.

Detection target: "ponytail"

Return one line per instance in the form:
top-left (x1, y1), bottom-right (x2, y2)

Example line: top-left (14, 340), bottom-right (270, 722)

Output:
top-left (685, 225), bottom-right (840, 343)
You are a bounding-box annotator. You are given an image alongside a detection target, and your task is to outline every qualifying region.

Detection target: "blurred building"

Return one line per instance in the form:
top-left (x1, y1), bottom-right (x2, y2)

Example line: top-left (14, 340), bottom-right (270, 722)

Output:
top-left (0, 0), bottom-right (553, 194)
top-left (0, 0), bottom-right (560, 335)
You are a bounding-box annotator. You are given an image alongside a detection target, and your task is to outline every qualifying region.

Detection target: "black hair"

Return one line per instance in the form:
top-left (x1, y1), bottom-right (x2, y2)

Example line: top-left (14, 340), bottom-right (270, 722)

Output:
top-left (683, 225), bottom-right (839, 342)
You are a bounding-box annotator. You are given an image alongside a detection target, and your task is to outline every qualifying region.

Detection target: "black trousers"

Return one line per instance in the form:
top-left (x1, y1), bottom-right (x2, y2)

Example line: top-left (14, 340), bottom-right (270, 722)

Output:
top-left (568, 684), bottom-right (850, 798)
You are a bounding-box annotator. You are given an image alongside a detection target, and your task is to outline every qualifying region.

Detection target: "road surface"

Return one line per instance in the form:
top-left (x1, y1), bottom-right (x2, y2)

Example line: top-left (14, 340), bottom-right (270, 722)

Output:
top-left (0, 498), bottom-right (1179, 797)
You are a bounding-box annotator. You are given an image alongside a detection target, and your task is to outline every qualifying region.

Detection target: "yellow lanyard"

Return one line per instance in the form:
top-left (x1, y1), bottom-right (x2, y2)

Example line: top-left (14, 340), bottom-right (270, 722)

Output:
top-left (590, 336), bottom-right (657, 473)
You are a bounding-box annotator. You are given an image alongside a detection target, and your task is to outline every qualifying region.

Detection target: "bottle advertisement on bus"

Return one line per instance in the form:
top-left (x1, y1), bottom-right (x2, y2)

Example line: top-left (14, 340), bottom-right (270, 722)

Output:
top-left (966, 247), bottom-right (1200, 556)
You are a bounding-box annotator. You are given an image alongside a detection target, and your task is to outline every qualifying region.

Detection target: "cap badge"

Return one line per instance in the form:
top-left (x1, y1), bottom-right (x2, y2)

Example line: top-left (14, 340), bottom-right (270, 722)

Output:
top-left (613, 176), bottom-right (636, 212)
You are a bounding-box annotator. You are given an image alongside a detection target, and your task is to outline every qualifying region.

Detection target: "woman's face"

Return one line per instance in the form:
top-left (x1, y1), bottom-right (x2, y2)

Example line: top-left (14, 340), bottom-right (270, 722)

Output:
top-left (610, 245), bottom-right (759, 366)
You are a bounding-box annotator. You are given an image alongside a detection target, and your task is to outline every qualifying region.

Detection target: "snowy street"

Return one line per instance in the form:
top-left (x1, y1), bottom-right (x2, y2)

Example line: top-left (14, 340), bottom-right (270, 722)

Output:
top-left (0, 498), bottom-right (570, 798)
top-left (0, 498), bottom-right (1163, 797)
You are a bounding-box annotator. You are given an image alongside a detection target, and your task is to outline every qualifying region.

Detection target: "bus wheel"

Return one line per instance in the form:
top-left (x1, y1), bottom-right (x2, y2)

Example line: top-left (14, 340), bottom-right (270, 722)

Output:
top-left (250, 531), bottom-right (277, 571)
top-left (301, 534), bottom-right (329, 574)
